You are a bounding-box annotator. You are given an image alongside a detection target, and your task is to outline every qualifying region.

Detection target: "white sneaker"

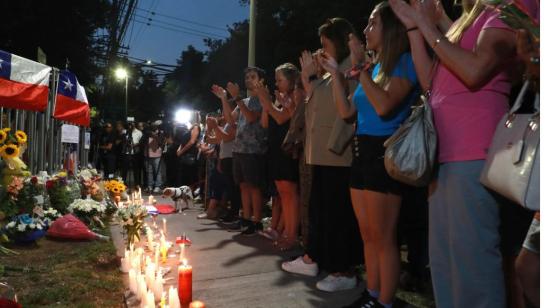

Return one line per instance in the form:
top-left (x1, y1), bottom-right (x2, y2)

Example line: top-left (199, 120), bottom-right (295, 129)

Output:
top-left (258, 227), bottom-right (279, 240)
top-left (153, 187), bottom-right (162, 194)
top-left (281, 256), bottom-right (318, 277)
top-left (315, 274), bottom-right (357, 292)
top-left (197, 213), bottom-right (208, 219)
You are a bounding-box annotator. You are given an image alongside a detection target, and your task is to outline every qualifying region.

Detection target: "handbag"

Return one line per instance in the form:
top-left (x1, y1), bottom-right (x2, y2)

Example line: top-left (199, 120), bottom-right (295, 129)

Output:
top-left (480, 81), bottom-right (539, 210)
top-left (383, 94), bottom-right (437, 187)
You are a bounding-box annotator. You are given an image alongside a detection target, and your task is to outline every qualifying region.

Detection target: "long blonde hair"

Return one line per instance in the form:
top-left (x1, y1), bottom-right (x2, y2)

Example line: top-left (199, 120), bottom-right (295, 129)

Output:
top-left (447, 0), bottom-right (485, 43)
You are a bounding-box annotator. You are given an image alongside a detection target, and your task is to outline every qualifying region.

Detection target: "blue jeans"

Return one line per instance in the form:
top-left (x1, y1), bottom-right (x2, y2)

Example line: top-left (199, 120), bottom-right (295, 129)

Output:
top-left (146, 157), bottom-right (162, 189)
top-left (429, 160), bottom-right (505, 308)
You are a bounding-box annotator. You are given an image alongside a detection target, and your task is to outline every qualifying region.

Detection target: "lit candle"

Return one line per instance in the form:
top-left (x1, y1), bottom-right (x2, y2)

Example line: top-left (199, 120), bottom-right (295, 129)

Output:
top-left (178, 259), bottom-right (192, 306)
top-left (160, 244), bottom-right (168, 264)
top-left (160, 291), bottom-right (167, 308)
top-left (128, 269), bottom-right (137, 295)
top-left (154, 269), bottom-right (164, 301)
top-left (146, 227), bottom-right (154, 251)
top-left (149, 195), bottom-right (154, 205)
top-left (163, 218), bottom-right (167, 235)
top-left (145, 263), bottom-right (156, 289)
top-left (169, 286), bottom-right (181, 308)
top-left (189, 301), bottom-right (205, 308)
top-left (121, 249), bottom-right (130, 272)
top-left (154, 244), bottom-right (160, 266)
top-left (138, 274), bottom-right (148, 301)
top-left (146, 290), bottom-right (155, 308)
top-left (179, 244), bottom-right (186, 262)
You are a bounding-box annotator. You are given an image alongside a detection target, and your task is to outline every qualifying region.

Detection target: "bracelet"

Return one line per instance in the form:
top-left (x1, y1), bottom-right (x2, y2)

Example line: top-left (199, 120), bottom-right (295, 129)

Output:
top-left (432, 36), bottom-right (444, 49)
top-left (406, 27), bottom-right (419, 33)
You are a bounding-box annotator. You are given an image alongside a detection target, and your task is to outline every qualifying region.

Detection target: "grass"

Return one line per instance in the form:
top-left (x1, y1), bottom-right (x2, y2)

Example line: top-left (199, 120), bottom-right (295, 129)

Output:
top-left (0, 228), bottom-right (124, 308)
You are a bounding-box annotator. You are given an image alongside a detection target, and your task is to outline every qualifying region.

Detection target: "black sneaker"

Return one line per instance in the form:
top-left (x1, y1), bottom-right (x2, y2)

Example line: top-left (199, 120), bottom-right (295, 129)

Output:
top-left (341, 290), bottom-right (377, 308)
top-left (241, 221), bottom-right (262, 237)
top-left (226, 219), bottom-right (249, 232)
top-left (219, 214), bottom-right (239, 225)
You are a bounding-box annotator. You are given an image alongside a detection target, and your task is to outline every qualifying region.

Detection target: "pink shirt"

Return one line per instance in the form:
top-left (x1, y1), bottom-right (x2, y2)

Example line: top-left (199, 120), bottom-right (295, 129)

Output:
top-left (430, 8), bottom-right (513, 163)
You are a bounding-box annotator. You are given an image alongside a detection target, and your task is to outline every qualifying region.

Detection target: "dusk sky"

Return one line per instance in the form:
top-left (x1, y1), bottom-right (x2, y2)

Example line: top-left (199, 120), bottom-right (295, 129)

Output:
top-left (125, 0), bottom-right (250, 66)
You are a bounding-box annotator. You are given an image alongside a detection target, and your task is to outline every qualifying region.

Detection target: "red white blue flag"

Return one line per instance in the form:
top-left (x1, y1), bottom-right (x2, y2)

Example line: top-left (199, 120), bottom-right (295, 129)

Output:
top-left (54, 70), bottom-right (90, 127)
top-left (0, 49), bottom-right (51, 112)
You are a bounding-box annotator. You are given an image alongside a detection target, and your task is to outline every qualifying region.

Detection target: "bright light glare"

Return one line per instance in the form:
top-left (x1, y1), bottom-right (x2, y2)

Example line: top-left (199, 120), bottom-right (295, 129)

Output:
top-left (115, 68), bottom-right (128, 80)
top-left (175, 109), bottom-right (192, 124)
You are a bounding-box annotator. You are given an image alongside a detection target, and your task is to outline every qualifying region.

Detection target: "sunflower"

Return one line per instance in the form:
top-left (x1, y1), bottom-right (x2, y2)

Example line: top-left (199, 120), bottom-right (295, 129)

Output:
top-left (0, 130), bottom-right (7, 144)
top-left (0, 144), bottom-right (20, 159)
top-left (117, 183), bottom-right (126, 192)
top-left (15, 130), bottom-right (27, 144)
top-left (2, 128), bottom-right (11, 133)
top-left (104, 181), bottom-right (113, 191)
top-left (112, 187), bottom-right (121, 194)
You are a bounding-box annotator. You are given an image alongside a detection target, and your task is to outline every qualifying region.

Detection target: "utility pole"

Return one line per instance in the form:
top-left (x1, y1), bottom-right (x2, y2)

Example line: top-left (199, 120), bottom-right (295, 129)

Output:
top-left (248, 0), bottom-right (256, 68)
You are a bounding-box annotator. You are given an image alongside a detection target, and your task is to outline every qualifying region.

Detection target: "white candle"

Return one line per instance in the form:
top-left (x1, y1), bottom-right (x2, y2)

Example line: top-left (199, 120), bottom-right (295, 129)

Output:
top-left (163, 218), bottom-right (167, 235)
top-left (154, 269), bottom-right (164, 301)
top-left (129, 269), bottom-right (137, 295)
top-left (179, 244), bottom-right (186, 262)
top-left (149, 195), bottom-right (154, 204)
top-left (146, 228), bottom-right (154, 251)
top-left (138, 274), bottom-right (147, 301)
top-left (145, 263), bottom-right (156, 289)
top-left (146, 290), bottom-right (155, 308)
top-left (168, 286), bottom-right (181, 308)
top-left (121, 249), bottom-right (130, 272)
top-left (154, 244), bottom-right (160, 266)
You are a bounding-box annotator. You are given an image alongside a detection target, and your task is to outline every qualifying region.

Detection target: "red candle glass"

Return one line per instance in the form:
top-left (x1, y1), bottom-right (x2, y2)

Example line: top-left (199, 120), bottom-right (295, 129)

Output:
top-left (178, 259), bottom-right (192, 306)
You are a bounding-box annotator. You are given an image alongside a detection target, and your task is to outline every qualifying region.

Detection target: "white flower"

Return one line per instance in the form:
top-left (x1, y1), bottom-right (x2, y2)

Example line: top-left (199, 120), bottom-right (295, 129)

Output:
top-left (17, 224), bottom-right (26, 232)
top-left (37, 224), bottom-right (43, 230)
top-left (6, 221), bottom-right (16, 229)
top-left (29, 223), bottom-right (36, 229)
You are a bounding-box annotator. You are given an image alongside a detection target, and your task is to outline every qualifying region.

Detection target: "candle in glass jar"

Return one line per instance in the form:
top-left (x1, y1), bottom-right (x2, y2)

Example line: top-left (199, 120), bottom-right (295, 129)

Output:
top-left (128, 269), bottom-right (137, 295)
top-left (178, 259), bottom-right (192, 306)
top-left (169, 286), bottom-right (181, 308)
top-left (189, 301), bottom-right (205, 308)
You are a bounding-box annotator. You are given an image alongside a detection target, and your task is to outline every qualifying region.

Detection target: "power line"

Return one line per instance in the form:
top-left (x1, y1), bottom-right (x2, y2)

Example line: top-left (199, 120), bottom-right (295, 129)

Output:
top-left (131, 0), bottom-right (159, 50)
top-left (134, 14), bottom-right (226, 39)
top-left (132, 18), bottom-right (225, 40)
top-left (135, 6), bottom-right (227, 32)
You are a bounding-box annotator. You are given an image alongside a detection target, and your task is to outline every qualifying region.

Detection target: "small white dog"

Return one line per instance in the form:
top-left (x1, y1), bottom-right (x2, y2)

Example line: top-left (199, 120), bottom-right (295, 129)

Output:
top-left (163, 186), bottom-right (194, 212)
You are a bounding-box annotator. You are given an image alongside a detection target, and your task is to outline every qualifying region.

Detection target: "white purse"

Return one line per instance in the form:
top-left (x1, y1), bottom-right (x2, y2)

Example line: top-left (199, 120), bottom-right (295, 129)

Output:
top-left (480, 81), bottom-right (539, 211)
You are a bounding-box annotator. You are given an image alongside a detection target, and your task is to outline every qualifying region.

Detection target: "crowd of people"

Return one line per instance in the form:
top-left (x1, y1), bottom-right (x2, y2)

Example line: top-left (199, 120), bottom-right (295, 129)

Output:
top-left (93, 0), bottom-right (540, 307)
top-left (93, 114), bottom-right (202, 195)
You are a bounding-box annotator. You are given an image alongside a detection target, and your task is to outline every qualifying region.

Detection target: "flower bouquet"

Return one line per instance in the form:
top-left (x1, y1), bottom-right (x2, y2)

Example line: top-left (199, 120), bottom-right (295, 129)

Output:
top-left (0, 177), bottom-right (24, 220)
top-left (46, 172), bottom-right (72, 213)
top-left (0, 128), bottom-right (31, 186)
top-left (77, 168), bottom-right (103, 201)
top-left (4, 214), bottom-right (46, 244)
top-left (104, 179), bottom-right (126, 204)
top-left (114, 204), bottom-right (148, 249)
top-left (41, 207), bottom-right (62, 226)
top-left (67, 198), bottom-right (107, 228)
top-left (483, 0), bottom-right (539, 40)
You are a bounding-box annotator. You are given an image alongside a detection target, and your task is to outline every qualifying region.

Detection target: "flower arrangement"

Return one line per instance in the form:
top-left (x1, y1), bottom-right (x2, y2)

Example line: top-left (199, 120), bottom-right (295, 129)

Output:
top-left (67, 198), bottom-right (107, 227)
top-left (77, 168), bottom-right (103, 201)
top-left (4, 214), bottom-right (46, 243)
top-left (482, 0), bottom-right (539, 39)
top-left (41, 207), bottom-right (62, 226)
top-left (46, 172), bottom-right (72, 213)
top-left (0, 128), bottom-right (30, 186)
top-left (0, 177), bottom-right (25, 220)
top-left (104, 179), bottom-right (127, 195)
top-left (114, 204), bottom-right (148, 249)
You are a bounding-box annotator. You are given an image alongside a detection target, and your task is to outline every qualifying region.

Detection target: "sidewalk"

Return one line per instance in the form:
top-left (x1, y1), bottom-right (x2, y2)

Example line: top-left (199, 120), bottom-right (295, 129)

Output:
top-left (111, 196), bottom-right (423, 308)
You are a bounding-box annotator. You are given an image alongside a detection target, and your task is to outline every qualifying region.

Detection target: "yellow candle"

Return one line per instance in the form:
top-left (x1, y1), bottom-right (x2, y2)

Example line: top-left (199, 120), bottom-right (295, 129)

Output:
top-left (160, 291), bottom-right (166, 308)
top-left (161, 245), bottom-right (168, 263)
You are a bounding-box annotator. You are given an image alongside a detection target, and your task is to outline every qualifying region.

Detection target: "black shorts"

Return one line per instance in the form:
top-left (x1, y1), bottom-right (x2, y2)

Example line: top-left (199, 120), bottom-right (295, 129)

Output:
top-left (349, 134), bottom-right (409, 195)
top-left (267, 151), bottom-right (299, 182)
top-left (233, 153), bottom-right (266, 189)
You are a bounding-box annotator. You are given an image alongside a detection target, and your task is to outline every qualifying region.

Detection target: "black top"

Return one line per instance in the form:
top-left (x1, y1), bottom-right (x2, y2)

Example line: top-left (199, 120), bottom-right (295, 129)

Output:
top-left (268, 116), bottom-right (290, 155)
top-left (179, 125), bottom-right (200, 158)
top-left (99, 132), bottom-right (116, 155)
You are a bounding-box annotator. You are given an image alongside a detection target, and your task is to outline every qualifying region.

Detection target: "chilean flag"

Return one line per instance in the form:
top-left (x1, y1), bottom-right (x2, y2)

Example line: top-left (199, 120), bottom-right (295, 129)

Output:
top-left (0, 49), bottom-right (51, 112)
top-left (54, 70), bottom-right (90, 127)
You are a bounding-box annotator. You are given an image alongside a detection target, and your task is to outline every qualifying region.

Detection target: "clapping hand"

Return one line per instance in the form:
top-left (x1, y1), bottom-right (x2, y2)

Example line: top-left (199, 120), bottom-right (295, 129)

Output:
top-left (318, 51), bottom-right (339, 75)
top-left (388, 0), bottom-right (419, 29)
top-left (226, 82), bottom-right (241, 99)
top-left (300, 50), bottom-right (317, 78)
top-left (206, 116), bottom-right (218, 129)
top-left (275, 91), bottom-right (292, 109)
top-left (211, 84), bottom-right (227, 100)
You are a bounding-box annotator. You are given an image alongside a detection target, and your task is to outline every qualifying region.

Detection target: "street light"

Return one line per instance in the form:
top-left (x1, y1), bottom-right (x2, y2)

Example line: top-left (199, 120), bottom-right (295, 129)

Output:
top-left (115, 67), bottom-right (129, 120)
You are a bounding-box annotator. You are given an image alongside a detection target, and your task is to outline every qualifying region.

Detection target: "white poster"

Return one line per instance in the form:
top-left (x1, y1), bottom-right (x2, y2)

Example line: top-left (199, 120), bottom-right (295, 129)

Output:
top-left (61, 124), bottom-right (79, 144)
top-left (84, 132), bottom-right (91, 149)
